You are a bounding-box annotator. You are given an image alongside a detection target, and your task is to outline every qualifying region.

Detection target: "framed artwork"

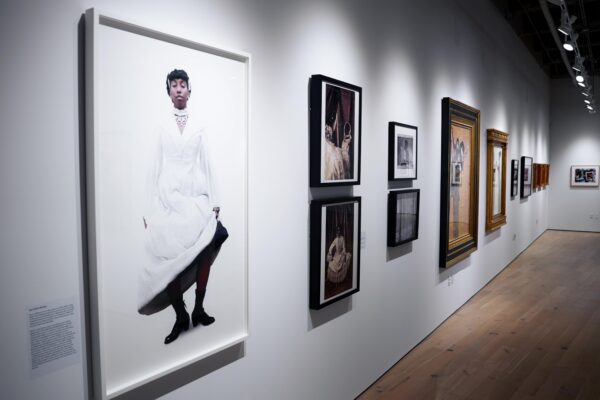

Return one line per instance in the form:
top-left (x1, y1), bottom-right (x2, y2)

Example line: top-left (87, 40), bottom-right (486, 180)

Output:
top-left (571, 165), bottom-right (599, 187)
top-left (439, 98), bottom-right (480, 269)
top-left (511, 159), bottom-right (519, 198)
top-left (521, 156), bottom-right (533, 198)
top-left (310, 197), bottom-right (361, 309)
top-left (309, 74), bottom-right (362, 187)
top-left (485, 129), bottom-right (508, 232)
top-left (85, 9), bottom-right (248, 399)
top-left (388, 122), bottom-right (417, 180)
top-left (534, 163), bottom-right (541, 190)
top-left (387, 189), bottom-right (420, 247)
top-left (544, 164), bottom-right (550, 187)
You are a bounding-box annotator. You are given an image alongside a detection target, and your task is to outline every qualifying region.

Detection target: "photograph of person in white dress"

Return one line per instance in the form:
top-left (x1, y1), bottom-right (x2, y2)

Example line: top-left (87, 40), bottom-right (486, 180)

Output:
top-left (138, 69), bottom-right (229, 345)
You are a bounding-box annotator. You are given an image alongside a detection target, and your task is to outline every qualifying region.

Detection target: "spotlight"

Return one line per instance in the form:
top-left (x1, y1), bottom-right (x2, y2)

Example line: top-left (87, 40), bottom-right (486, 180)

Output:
top-left (576, 74), bottom-right (584, 83)
top-left (587, 105), bottom-right (593, 110)
top-left (585, 99), bottom-right (591, 104)
top-left (563, 33), bottom-right (578, 52)
top-left (578, 81), bottom-right (586, 87)
top-left (558, 10), bottom-right (577, 35)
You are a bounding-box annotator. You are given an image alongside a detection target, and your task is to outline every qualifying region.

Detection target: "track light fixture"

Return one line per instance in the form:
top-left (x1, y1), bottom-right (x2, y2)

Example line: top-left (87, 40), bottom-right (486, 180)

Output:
top-left (563, 32), bottom-right (578, 52)
top-left (572, 55), bottom-right (585, 72)
top-left (557, 8), bottom-right (577, 35)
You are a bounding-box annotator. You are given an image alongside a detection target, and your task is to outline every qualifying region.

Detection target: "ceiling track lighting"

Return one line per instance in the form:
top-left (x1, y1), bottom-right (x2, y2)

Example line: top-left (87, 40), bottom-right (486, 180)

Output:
top-left (546, 0), bottom-right (597, 114)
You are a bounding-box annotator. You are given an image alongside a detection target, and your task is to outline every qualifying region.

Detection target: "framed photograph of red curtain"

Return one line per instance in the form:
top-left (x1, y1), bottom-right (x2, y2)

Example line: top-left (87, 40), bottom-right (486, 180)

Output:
top-left (309, 75), bottom-right (362, 187)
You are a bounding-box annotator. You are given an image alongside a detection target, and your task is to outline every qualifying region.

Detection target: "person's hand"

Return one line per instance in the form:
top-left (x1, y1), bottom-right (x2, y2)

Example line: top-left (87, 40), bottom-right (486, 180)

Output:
top-left (143, 217), bottom-right (147, 229)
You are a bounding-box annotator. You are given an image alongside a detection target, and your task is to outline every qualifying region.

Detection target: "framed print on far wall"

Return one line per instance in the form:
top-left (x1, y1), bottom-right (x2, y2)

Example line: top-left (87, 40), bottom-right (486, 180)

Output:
top-left (388, 122), bottom-right (417, 180)
top-left (387, 189), bottom-right (420, 247)
top-left (571, 165), bottom-right (599, 187)
top-left (485, 129), bottom-right (508, 232)
top-left (310, 197), bottom-right (361, 309)
top-left (521, 156), bottom-right (533, 198)
top-left (309, 74), bottom-right (362, 187)
top-left (440, 98), bottom-right (480, 269)
top-left (511, 159), bottom-right (519, 198)
top-left (85, 9), bottom-right (248, 399)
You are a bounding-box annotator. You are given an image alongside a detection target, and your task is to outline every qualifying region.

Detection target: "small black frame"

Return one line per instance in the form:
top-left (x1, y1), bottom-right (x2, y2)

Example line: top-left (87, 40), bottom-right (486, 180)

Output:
top-left (387, 189), bottom-right (420, 247)
top-left (511, 159), bottom-right (519, 198)
top-left (520, 156), bottom-right (533, 198)
top-left (388, 122), bottom-right (418, 180)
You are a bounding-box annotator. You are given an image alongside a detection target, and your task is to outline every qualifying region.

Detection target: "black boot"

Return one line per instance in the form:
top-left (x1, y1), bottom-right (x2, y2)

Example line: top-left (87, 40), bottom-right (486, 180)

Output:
top-left (164, 296), bottom-right (190, 344)
top-left (192, 288), bottom-right (215, 327)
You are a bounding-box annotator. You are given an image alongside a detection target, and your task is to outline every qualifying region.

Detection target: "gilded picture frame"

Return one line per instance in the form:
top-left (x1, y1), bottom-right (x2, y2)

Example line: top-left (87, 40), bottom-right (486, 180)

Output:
top-left (440, 98), bottom-right (480, 269)
top-left (485, 129), bottom-right (508, 232)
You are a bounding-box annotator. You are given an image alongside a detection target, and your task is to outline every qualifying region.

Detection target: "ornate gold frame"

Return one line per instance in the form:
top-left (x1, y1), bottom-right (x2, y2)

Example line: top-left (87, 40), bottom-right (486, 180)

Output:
top-left (485, 129), bottom-right (508, 232)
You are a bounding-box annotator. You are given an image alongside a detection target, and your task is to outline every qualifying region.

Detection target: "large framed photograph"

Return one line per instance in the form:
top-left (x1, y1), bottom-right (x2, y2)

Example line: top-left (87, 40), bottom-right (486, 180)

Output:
top-left (310, 75), bottom-right (361, 187)
top-left (388, 122), bottom-right (417, 180)
top-left (440, 98), bottom-right (480, 269)
top-left (387, 189), bottom-right (420, 247)
top-left (521, 156), bottom-right (533, 198)
top-left (511, 159), bottom-right (519, 198)
top-left (571, 165), bottom-right (599, 187)
top-left (309, 197), bottom-right (361, 309)
top-left (85, 10), bottom-right (248, 399)
top-left (485, 129), bottom-right (508, 232)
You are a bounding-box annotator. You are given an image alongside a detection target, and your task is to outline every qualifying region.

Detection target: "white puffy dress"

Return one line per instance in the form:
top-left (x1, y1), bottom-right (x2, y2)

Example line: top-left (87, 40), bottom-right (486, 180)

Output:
top-left (326, 236), bottom-right (352, 283)
top-left (138, 108), bottom-right (218, 315)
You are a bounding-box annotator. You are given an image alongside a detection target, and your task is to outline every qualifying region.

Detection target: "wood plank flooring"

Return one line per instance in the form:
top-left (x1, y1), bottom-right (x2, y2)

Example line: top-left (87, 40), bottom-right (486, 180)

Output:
top-left (358, 230), bottom-right (600, 400)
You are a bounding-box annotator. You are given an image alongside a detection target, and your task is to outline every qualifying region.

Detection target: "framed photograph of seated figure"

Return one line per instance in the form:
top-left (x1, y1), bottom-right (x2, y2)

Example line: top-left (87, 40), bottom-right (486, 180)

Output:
top-left (439, 98), bottom-right (480, 269)
top-left (485, 129), bottom-right (508, 232)
top-left (310, 74), bottom-right (362, 187)
top-left (309, 197), bottom-right (361, 309)
top-left (85, 9), bottom-right (249, 399)
top-left (388, 122), bottom-right (417, 180)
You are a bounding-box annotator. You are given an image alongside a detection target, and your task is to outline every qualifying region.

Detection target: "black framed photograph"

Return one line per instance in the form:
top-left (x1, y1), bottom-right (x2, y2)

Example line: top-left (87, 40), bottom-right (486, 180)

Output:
top-left (440, 98), bottom-right (480, 269)
top-left (387, 189), bottom-right (420, 247)
top-left (310, 197), bottom-right (361, 309)
top-left (521, 156), bottom-right (533, 198)
top-left (511, 159), bottom-right (519, 197)
top-left (388, 122), bottom-right (417, 180)
top-left (310, 75), bottom-right (362, 187)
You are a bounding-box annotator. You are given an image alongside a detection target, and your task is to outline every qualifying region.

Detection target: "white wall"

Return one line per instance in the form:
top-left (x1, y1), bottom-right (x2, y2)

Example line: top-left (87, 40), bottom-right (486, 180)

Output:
top-left (0, 1), bottom-right (550, 399)
top-left (548, 78), bottom-right (600, 232)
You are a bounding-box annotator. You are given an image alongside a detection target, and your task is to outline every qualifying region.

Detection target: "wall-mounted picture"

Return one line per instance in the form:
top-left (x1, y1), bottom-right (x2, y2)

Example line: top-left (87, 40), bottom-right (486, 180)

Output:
top-left (387, 189), bottom-right (420, 247)
top-left (544, 164), bottom-right (550, 187)
top-left (485, 129), bottom-right (508, 232)
top-left (511, 159), bottom-right (519, 197)
top-left (310, 197), bottom-right (361, 309)
top-left (440, 98), bottom-right (480, 269)
top-left (85, 9), bottom-right (248, 399)
top-left (521, 156), bottom-right (533, 198)
top-left (310, 75), bottom-right (361, 187)
top-left (388, 122), bottom-right (417, 180)
top-left (571, 165), bottom-right (599, 187)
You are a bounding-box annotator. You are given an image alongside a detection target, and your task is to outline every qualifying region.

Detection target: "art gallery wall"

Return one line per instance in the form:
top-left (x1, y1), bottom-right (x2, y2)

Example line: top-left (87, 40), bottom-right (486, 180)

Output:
top-left (0, 0), bottom-right (550, 399)
top-left (548, 78), bottom-right (600, 232)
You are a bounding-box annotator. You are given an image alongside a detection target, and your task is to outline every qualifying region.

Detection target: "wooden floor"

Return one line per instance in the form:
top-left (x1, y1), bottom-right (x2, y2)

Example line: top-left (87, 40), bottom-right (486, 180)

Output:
top-left (358, 230), bottom-right (600, 400)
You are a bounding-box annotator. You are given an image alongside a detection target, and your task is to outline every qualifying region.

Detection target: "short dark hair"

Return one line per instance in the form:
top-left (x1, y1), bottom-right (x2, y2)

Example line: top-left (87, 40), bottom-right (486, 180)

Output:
top-left (166, 69), bottom-right (191, 95)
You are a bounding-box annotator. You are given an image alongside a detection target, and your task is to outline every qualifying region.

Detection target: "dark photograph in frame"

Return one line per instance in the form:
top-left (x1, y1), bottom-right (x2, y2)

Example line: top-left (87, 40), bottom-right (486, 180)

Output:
top-left (439, 98), bottom-right (480, 269)
top-left (387, 189), bottom-right (420, 247)
top-left (310, 197), bottom-right (361, 309)
top-left (485, 129), bottom-right (508, 232)
top-left (521, 156), bottom-right (533, 198)
top-left (388, 122), bottom-right (417, 180)
top-left (511, 159), bottom-right (519, 198)
top-left (310, 75), bottom-right (362, 187)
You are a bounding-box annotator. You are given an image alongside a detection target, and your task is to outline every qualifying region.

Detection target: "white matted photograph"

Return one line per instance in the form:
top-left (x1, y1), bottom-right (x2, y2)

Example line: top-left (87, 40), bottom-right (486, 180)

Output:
top-left (571, 165), bottom-right (599, 187)
top-left (388, 122), bottom-right (418, 180)
top-left (85, 9), bottom-right (248, 399)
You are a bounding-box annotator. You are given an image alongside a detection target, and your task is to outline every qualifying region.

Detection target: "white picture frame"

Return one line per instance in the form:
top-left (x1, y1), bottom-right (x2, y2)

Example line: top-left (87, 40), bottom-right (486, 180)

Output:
top-left (571, 165), bottom-right (599, 187)
top-left (85, 9), bottom-right (249, 399)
